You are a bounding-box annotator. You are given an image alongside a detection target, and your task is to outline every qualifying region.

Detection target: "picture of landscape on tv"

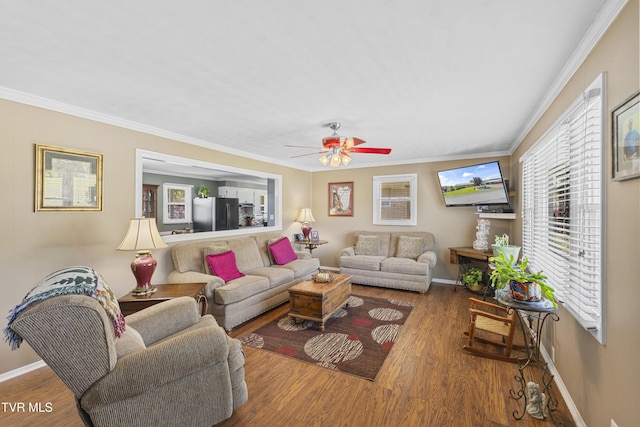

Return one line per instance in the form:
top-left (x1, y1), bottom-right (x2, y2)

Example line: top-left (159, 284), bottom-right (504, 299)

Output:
top-left (437, 161), bottom-right (510, 207)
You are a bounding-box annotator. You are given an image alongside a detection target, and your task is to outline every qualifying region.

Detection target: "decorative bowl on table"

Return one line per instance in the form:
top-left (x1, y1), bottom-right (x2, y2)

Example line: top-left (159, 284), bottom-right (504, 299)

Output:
top-left (312, 272), bottom-right (335, 283)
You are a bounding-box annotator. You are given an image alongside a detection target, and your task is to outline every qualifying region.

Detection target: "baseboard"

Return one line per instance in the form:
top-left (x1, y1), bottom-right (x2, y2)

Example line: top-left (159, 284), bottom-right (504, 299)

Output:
top-left (0, 360), bottom-right (46, 383)
top-left (539, 345), bottom-right (586, 426)
top-left (432, 277), bottom-right (457, 285)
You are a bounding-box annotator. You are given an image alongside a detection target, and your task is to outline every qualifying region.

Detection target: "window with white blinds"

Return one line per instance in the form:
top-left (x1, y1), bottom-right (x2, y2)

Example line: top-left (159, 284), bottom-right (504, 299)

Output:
top-left (520, 73), bottom-right (605, 344)
top-left (373, 174), bottom-right (417, 226)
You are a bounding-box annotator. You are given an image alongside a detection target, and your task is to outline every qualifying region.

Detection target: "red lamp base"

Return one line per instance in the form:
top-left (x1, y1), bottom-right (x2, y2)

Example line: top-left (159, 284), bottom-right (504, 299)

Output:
top-left (301, 223), bottom-right (312, 241)
top-left (130, 251), bottom-right (158, 295)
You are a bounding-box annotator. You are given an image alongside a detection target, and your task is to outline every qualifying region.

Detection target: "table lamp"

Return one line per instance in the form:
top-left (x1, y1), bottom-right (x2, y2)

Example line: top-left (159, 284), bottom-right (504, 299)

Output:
top-left (296, 208), bottom-right (316, 241)
top-left (116, 217), bottom-right (168, 295)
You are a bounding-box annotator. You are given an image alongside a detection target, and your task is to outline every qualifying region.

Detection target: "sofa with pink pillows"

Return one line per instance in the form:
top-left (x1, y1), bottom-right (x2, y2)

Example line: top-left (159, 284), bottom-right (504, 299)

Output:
top-left (167, 232), bottom-right (319, 331)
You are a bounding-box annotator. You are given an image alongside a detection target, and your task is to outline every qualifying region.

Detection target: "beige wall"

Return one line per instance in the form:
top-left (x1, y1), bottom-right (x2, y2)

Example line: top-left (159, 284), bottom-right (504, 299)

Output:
top-left (308, 158), bottom-right (513, 280)
top-left (510, 2), bottom-right (639, 426)
top-left (0, 100), bottom-right (312, 374)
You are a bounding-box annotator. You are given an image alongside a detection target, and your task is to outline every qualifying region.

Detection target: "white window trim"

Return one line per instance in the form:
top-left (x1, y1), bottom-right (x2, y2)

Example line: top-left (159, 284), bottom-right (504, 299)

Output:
top-left (162, 183), bottom-right (193, 224)
top-left (520, 72), bottom-right (606, 344)
top-left (372, 173), bottom-right (417, 226)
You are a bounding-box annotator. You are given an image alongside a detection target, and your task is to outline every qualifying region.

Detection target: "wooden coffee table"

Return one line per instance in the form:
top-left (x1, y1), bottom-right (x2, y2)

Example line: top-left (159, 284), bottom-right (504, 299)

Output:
top-left (288, 274), bottom-right (352, 331)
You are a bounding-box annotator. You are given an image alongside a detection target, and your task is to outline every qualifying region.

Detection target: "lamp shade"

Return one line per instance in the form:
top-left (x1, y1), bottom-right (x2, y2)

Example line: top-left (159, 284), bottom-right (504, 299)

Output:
top-left (116, 218), bottom-right (167, 251)
top-left (296, 208), bottom-right (315, 223)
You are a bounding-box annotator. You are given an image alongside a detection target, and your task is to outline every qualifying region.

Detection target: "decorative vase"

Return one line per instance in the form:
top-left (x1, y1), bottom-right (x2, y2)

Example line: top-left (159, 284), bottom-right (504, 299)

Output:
top-left (509, 280), bottom-right (542, 302)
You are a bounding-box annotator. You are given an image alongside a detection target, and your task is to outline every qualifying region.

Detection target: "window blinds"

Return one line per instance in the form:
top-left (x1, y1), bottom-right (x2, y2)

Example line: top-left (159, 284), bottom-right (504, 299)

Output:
top-left (520, 73), bottom-right (605, 344)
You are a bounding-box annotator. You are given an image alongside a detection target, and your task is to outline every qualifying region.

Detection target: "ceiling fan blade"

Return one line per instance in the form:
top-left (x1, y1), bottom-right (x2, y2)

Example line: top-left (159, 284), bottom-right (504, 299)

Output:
top-left (290, 150), bottom-right (328, 158)
top-left (285, 144), bottom-right (323, 149)
top-left (347, 147), bottom-right (392, 154)
top-left (343, 137), bottom-right (366, 149)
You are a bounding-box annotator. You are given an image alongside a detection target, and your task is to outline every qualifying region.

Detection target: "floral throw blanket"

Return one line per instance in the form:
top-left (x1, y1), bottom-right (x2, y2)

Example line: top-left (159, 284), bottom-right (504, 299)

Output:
top-left (4, 266), bottom-right (125, 350)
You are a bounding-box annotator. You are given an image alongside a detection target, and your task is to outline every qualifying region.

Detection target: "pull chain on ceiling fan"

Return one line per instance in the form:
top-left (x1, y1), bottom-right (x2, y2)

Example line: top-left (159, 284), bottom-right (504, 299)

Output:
top-left (286, 122), bottom-right (392, 167)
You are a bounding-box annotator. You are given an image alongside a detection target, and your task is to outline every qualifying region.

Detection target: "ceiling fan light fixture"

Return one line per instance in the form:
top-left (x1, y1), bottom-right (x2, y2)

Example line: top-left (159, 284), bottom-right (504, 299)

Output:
top-left (319, 155), bottom-right (330, 166)
top-left (341, 153), bottom-right (352, 166)
top-left (330, 152), bottom-right (341, 167)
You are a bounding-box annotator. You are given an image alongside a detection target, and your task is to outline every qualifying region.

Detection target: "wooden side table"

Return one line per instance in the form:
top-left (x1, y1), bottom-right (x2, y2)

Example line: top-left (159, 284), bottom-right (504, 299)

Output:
top-left (118, 283), bottom-right (208, 316)
top-left (304, 239), bottom-right (328, 255)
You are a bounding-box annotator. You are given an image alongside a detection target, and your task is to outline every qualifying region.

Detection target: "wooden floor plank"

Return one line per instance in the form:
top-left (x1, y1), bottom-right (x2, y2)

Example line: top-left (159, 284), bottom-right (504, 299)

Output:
top-left (0, 283), bottom-right (576, 427)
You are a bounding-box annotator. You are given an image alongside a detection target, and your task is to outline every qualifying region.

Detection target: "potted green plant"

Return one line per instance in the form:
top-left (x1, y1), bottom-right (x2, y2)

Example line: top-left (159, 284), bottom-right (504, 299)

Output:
top-left (491, 233), bottom-right (520, 264)
top-left (197, 185), bottom-right (210, 198)
top-left (489, 252), bottom-right (556, 307)
top-left (462, 267), bottom-right (484, 292)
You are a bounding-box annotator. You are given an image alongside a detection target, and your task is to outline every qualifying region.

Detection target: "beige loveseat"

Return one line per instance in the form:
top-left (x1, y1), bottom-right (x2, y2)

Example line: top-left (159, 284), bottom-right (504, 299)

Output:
top-left (167, 232), bottom-right (319, 331)
top-left (339, 231), bottom-right (437, 293)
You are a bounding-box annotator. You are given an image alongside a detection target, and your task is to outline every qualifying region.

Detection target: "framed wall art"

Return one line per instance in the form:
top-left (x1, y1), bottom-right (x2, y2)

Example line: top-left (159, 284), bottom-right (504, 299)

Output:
top-left (35, 144), bottom-right (103, 211)
top-left (328, 181), bottom-right (353, 216)
top-left (612, 91), bottom-right (640, 181)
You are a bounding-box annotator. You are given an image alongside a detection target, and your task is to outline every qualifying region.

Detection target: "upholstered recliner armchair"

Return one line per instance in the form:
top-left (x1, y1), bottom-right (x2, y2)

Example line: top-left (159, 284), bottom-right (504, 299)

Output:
top-left (8, 294), bottom-right (248, 426)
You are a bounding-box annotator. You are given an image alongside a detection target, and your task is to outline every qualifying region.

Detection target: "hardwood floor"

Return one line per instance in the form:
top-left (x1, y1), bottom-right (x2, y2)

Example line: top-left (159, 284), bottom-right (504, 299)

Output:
top-left (0, 283), bottom-right (576, 427)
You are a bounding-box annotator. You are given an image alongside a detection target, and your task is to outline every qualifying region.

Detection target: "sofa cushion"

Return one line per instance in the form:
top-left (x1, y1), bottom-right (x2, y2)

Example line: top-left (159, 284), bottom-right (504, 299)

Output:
top-left (115, 325), bottom-right (146, 358)
top-left (268, 237), bottom-right (297, 265)
top-left (206, 251), bottom-right (245, 282)
top-left (381, 257), bottom-right (429, 275)
top-left (355, 235), bottom-right (381, 256)
top-left (273, 258), bottom-right (320, 278)
top-left (203, 245), bottom-right (232, 274)
top-left (396, 236), bottom-right (425, 260)
top-left (214, 275), bottom-right (271, 305)
top-left (339, 255), bottom-right (386, 271)
top-left (227, 238), bottom-right (264, 272)
top-left (244, 267), bottom-right (295, 288)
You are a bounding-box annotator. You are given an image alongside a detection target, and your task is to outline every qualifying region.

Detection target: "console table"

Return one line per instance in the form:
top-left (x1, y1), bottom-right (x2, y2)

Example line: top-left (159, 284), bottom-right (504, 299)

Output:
top-left (495, 290), bottom-right (562, 424)
top-left (449, 247), bottom-right (494, 293)
top-left (118, 283), bottom-right (208, 316)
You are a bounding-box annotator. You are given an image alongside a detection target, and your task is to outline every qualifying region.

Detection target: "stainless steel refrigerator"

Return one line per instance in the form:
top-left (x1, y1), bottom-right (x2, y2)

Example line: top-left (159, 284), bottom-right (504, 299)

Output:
top-left (193, 197), bottom-right (239, 232)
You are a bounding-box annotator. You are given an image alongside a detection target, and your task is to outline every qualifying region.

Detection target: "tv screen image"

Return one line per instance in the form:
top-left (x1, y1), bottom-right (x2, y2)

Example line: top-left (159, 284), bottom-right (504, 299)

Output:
top-left (437, 161), bottom-right (510, 207)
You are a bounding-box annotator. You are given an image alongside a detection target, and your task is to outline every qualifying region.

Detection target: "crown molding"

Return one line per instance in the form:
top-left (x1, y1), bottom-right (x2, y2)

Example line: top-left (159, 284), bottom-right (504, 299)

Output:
top-left (510, 0), bottom-right (628, 153)
top-left (0, 86), bottom-right (306, 171)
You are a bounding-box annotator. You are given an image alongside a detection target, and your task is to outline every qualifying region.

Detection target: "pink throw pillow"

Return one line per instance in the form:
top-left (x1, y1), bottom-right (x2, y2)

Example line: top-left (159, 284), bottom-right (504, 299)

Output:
top-left (205, 251), bottom-right (245, 282)
top-left (268, 237), bottom-right (297, 265)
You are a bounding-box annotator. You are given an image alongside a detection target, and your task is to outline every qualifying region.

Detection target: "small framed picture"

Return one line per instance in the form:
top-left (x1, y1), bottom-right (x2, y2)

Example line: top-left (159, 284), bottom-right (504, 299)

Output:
top-left (612, 91), bottom-right (640, 181)
top-left (293, 233), bottom-right (304, 242)
top-left (310, 230), bottom-right (320, 243)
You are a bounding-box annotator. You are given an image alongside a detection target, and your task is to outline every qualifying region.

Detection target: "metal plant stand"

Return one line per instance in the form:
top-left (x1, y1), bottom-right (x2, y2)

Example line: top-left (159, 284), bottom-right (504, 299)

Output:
top-left (495, 291), bottom-right (563, 426)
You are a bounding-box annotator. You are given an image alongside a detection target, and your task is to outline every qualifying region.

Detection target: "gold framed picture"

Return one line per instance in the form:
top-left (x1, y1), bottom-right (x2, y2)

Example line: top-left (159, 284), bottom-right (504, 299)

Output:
top-left (35, 145), bottom-right (103, 211)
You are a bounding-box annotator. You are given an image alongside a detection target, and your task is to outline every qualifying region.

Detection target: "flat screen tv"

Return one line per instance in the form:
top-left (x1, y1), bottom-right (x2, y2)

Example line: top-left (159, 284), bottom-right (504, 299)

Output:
top-left (437, 161), bottom-right (510, 207)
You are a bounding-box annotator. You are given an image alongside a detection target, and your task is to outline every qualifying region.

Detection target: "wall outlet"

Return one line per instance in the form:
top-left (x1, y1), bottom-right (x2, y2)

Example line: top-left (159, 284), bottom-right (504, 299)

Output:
top-left (611, 419), bottom-right (619, 427)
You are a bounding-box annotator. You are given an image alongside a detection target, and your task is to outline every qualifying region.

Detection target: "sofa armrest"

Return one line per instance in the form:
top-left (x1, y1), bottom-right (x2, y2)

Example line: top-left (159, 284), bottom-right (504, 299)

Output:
top-left (125, 297), bottom-right (201, 345)
top-left (417, 250), bottom-right (437, 268)
top-left (340, 247), bottom-right (355, 257)
top-left (82, 326), bottom-right (231, 408)
top-left (167, 271), bottom-right (225, 301)
top-left (295, 251), bottom-right (311, 260)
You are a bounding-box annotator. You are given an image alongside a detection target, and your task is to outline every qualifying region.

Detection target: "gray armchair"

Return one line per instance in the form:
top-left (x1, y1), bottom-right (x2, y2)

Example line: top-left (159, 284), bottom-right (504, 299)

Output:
top-left (8, 295), bottom-right (247, 427)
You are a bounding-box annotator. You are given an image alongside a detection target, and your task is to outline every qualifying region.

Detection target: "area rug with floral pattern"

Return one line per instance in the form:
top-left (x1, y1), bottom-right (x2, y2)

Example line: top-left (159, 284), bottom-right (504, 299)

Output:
top-left (239, 294), bottom-right (415, 381)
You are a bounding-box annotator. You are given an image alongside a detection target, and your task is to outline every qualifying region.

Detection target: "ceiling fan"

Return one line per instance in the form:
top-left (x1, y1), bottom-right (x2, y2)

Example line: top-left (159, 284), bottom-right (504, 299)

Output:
top-left (286, 122), bottom-right (392, 167)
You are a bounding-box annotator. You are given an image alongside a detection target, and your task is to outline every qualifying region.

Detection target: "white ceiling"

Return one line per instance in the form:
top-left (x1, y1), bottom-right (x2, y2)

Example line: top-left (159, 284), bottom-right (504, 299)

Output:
top-left (0, 1), bottom-right (622, 171)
